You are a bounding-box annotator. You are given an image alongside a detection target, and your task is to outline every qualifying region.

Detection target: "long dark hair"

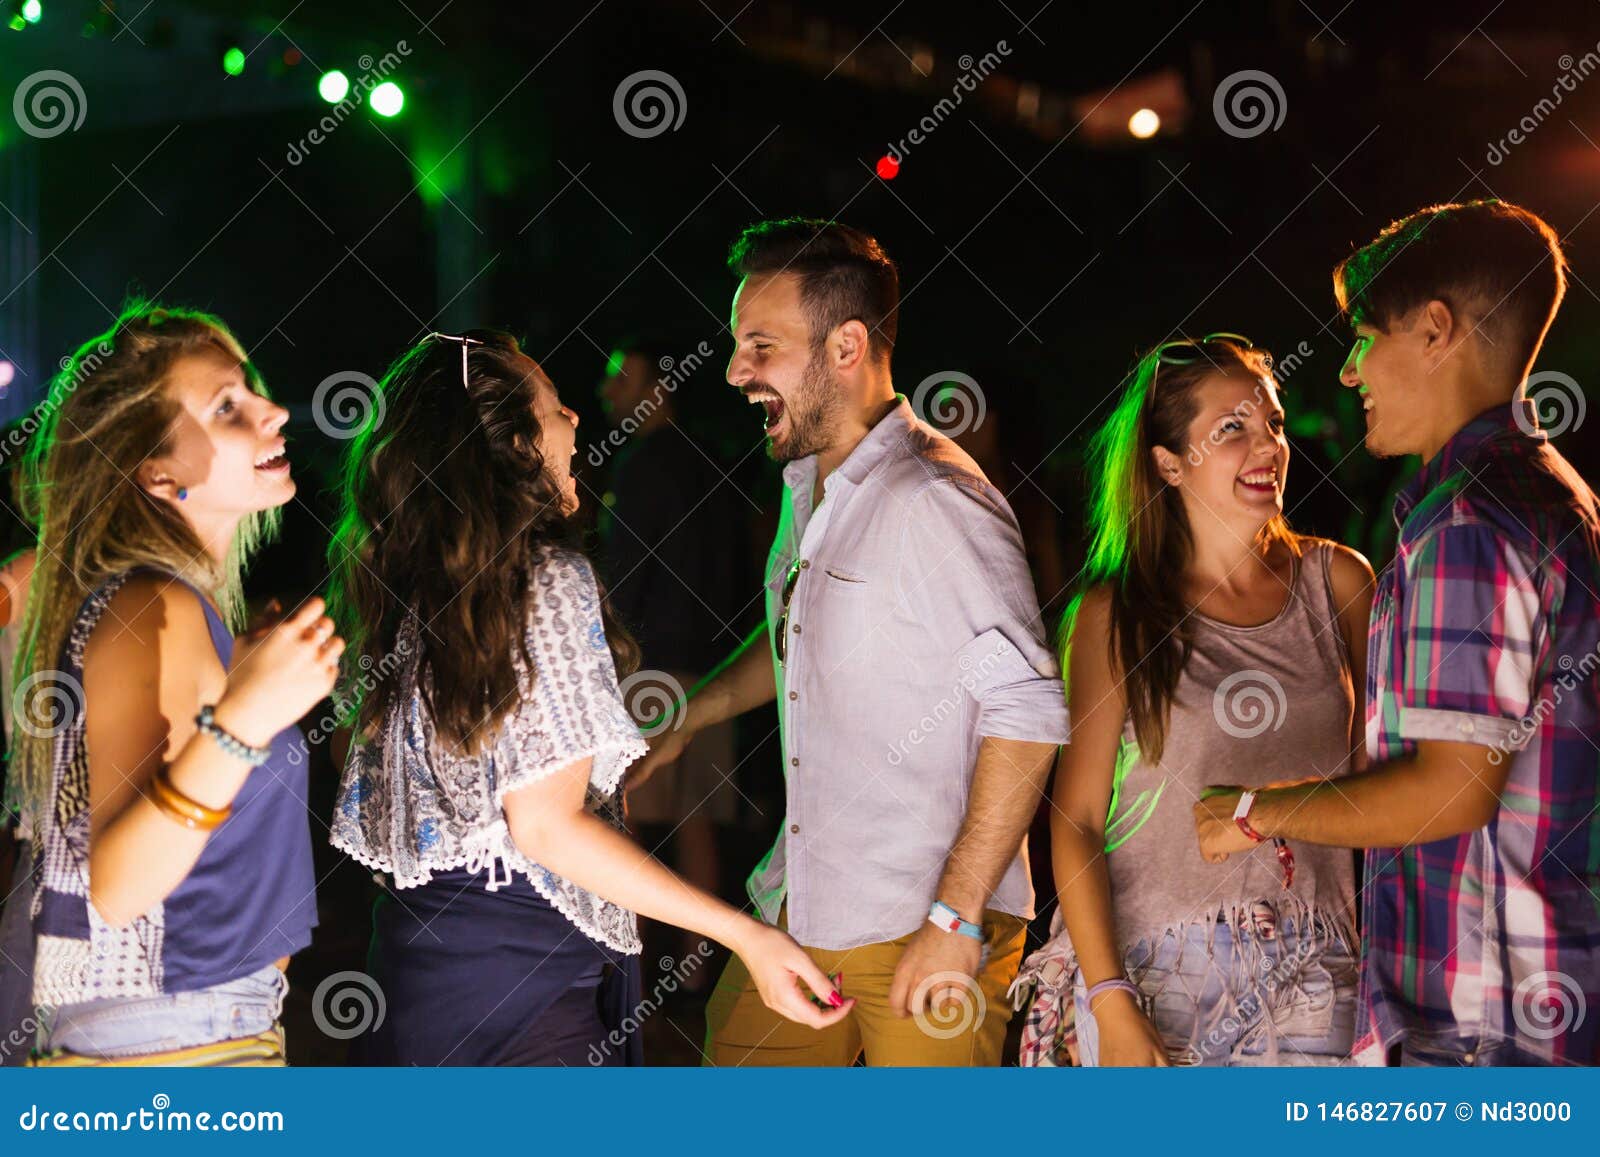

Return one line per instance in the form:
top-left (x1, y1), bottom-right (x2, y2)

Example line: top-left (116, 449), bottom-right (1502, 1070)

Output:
top-left (328, 329), bottom-right (637, 755)
top-left (1062, 338), bottom-right (1298, 764)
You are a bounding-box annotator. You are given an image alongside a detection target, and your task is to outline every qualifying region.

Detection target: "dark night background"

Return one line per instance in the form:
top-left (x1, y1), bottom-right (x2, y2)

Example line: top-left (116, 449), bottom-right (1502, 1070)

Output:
top-left (2, 0), bottom-right (1597, 1062)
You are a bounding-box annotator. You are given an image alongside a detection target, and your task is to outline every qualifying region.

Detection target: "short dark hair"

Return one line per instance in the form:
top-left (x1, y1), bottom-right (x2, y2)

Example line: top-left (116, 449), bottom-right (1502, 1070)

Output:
top-left (609, 334), bottom-right (678, 378)
top-left (727, 217), bottom-right (899, 363)
top-left (1333, 199), bottom-right (1567, 376)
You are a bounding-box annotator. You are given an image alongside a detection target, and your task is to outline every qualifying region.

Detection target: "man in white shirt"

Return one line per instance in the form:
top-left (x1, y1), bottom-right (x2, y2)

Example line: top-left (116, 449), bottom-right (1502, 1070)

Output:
top-left (628, 219), bottom-right (1068, 1065)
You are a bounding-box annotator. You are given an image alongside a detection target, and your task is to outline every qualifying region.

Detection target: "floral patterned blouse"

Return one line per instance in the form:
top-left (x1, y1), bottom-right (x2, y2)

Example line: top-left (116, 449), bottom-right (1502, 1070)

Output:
top-left (331, 548), bottom-right (647, 953)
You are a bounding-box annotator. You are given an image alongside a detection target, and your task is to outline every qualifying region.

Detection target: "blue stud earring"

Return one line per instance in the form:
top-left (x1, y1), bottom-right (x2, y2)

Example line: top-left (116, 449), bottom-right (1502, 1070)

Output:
top-left (177, 487), bottom-right (187, 501)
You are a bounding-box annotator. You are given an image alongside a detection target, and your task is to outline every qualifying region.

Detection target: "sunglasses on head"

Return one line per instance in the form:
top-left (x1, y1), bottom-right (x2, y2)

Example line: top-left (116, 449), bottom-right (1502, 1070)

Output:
top-left (427, 331), bottom-right (486, 389)
top-left (1153, 332), bottom-right (1256, 366)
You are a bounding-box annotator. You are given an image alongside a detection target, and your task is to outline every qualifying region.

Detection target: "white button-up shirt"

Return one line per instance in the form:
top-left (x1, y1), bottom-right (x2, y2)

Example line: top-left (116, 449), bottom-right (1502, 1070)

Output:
top-left (749, 397), bottom-right (1070, 950)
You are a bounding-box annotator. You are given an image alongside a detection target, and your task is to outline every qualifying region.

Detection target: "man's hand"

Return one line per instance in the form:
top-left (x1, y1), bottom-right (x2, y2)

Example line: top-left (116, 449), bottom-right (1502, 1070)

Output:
top-left (1193, 788), bottom-right (1258, 862)
top-left (888, 921), bottom-right (983, 1018)
top-left (624, 725), bottom-right (690, 793)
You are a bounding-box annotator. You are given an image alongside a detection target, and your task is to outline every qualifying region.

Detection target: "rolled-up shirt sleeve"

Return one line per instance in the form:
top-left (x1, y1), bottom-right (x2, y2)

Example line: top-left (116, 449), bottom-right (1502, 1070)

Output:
top-left (1394, 518), bottom-right (1546, 752)
top-left (893, 476), bottom-right (1070, 745)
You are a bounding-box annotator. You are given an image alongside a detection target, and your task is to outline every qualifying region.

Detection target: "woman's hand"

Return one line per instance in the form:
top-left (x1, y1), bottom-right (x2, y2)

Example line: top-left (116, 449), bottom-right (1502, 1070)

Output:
top-left (734, 920), bottom-right (856, 1029)
top-left (215, 596), bottom-right (343, 747)
top-left (1091, 989), bottom-right (1171, 1066)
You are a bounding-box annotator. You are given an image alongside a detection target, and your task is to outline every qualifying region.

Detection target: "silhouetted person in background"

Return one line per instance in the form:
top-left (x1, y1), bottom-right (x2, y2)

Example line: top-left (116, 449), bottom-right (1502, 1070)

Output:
top-left (597, 339), bottom-right (746, 985)
top-left (935, 378), bottom-right (1070, 624)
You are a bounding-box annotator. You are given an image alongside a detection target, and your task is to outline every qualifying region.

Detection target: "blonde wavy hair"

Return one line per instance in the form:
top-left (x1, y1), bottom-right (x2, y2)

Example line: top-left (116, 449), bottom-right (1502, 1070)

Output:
top-left (11, 301), bottom-right (280, 816)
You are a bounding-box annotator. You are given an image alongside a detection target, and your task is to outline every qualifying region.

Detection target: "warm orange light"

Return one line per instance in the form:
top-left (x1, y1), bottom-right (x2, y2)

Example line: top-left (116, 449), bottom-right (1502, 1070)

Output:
top-left (1128, 108), bottom-right (1161, 139)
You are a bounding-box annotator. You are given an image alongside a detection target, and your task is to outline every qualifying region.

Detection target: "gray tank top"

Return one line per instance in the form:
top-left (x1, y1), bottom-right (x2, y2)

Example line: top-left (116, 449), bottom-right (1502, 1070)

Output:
top-left (1102, 540), bottom-right (1359, 951)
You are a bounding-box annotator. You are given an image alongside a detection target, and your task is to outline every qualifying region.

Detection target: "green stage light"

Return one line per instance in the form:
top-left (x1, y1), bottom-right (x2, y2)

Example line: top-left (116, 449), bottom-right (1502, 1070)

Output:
top-left (369, 81), bottom-right (404, 117)
top-left (222, 45), bottom-right (245, 75)
top-left (318, 69), bottom-right (349, 103)
top-left (22, 0), bottom-right (42, 23)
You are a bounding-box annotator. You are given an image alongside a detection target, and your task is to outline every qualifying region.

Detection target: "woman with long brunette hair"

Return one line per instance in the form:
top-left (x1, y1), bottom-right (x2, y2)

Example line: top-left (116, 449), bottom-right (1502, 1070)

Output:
top-left (328, 330), bottom-right (851, 1066)
top-left (1015, 335), bottom-right (1374, 1066)
top-left (16, 302), bottom-right (335, 1065)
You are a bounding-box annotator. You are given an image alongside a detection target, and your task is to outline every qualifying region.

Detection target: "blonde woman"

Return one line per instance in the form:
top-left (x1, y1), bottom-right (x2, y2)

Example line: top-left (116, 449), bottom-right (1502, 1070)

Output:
top-left (15, 302), bottom-right (337, 1065)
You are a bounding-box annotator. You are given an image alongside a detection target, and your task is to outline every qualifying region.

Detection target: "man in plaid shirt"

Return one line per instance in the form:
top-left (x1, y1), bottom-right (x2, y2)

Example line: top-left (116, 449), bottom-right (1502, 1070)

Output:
top-left (1195, 200), bottom-right (1600, 1065)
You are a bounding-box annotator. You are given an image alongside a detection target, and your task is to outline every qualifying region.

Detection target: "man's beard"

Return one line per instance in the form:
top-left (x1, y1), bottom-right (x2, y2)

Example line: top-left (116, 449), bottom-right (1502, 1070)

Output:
top-left (767, 346), bottom-right (841, 463)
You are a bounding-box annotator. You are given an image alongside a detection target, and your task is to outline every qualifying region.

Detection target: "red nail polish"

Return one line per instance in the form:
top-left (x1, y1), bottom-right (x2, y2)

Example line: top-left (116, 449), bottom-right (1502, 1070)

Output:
top-left (828, 991), bottom-right (843, 1008)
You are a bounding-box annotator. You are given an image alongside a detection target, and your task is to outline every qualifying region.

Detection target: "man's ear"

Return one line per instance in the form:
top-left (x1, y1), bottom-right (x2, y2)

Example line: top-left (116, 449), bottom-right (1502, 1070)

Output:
top-left (831, 319), bottom-right (872, 375)
top-left (1419, 299), bottom-right (1461, 368)
top-left (1151, 445), bottom-right (1183, 485)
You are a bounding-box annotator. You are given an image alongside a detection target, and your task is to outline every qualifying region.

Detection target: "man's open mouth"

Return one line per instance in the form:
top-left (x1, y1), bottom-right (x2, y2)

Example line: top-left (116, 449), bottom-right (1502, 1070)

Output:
top-left (747, 391), bottom-right (786, 432)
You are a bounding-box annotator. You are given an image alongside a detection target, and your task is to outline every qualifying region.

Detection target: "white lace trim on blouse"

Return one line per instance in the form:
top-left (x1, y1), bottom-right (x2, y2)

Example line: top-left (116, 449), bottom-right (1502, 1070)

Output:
top-left (330, 549), bottom-right (647, 954)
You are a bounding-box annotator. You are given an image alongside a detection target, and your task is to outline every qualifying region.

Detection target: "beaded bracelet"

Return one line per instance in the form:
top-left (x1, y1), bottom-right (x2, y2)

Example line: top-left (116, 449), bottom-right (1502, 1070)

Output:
top-left (195, 704), bottom-right (273, 767)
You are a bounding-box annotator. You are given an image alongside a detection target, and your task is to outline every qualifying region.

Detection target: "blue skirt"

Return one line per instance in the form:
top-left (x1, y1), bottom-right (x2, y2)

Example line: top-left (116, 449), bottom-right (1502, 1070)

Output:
top-left (359, 866), bottom-right (643, 1066)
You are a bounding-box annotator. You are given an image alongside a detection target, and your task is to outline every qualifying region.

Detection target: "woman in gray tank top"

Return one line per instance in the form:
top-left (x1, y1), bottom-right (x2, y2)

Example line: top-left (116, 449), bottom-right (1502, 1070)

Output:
top-left (1014, 336), bottom-right (1375, 1066)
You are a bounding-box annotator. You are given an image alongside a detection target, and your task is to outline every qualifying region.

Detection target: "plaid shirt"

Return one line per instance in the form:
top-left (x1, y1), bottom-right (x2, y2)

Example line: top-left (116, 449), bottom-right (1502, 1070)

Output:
top-left (1356, 402), bottom-right (1600, 1066)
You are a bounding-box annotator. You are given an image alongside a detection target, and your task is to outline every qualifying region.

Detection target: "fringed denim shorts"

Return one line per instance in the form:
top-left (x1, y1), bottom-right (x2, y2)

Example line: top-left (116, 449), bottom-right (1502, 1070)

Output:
top-left (1076, 906), bottom-right (1359, 1066)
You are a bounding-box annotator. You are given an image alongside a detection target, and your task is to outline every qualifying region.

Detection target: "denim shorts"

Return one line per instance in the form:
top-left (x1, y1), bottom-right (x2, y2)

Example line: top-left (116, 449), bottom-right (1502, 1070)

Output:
top-left (37, 964), bottom-right (288, 1060)
top-left (1076, 910), bottom-right (1359, 1067)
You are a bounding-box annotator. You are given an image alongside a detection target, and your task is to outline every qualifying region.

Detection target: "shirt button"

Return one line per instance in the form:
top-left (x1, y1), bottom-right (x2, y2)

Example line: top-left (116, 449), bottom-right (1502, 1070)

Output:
top-left (788, 691), bottom-right (798, 700)
top-left (790, 757), bottom-right (799, 766)
top-left (799, 560), bottom-right (810, 569)
top-left (790, 824), bottom-right (800, 834)
top-left (1459, 719), bottom-right (1475, 735)
top-left (791, 624), bottom-right (801, 634)
top-left (1463, 1050), bottom-right (1476, 1064)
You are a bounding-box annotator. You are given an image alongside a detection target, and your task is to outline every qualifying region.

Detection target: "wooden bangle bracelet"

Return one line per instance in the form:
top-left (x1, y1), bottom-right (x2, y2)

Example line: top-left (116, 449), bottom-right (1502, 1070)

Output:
top-left (148, 768), bottom-right (231, 831)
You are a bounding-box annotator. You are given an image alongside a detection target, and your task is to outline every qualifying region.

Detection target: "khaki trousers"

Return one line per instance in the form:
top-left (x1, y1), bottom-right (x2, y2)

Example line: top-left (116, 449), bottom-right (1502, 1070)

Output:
top-left (704, 905), bottom-right (1025, 1066)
